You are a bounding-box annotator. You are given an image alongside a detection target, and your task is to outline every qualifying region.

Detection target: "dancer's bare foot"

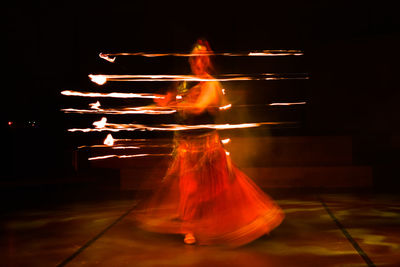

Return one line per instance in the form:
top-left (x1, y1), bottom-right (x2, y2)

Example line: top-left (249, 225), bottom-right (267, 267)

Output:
top-left (184, 233), bottom-right (196, 245)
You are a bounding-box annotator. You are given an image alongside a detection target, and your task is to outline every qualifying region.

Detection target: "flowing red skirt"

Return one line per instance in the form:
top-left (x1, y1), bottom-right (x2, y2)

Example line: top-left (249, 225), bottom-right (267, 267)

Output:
top-left (135, 131), bottom-right (284, 247)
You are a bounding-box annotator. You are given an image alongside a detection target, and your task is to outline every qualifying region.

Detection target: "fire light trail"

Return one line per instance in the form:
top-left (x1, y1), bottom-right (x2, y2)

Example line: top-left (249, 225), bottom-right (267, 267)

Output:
top-left (88, 153), bottom-right (172, 161)
top-left (77, 144), bottom-right (141, 149)
top-left (61, 90), bottom-right (162, 99)
top-left (60, 90), bottom-right (308, 108)
top-left (102, 133), bottom-right (172, 148)
top-left (61, 107), bottom-right (176, 115)
top-left (101, 134), bottom-right (154, 143)
top-left (99, 50), bottom-right (303, 62)
top-left (85, 136), bottom-right (231, 160)
top-left (61, 101), bottom-right (307, 115)
top-left (61, 101), bottom-right (231, 115)
top-left (67, 117), bottom-right (296, 133)
top-left (88, 73), bottom-right (309, 85)
top-left (269, 102), bottom-right (307, 106)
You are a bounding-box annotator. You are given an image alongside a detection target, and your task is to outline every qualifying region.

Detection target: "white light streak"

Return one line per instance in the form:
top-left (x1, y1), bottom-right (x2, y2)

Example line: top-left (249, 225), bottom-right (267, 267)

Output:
top-left (88, 153), bottom-right (171, 160)
top-left (68, 121), bottom-right (294, 133)
top-left (61, 90), bottom-right (162, 99)
top-left (98, 50), bottom-right (303, 60)
top-left (269, 102), bottom-right (307, 106)
top-left (87, 73), bottom-right (309, 84)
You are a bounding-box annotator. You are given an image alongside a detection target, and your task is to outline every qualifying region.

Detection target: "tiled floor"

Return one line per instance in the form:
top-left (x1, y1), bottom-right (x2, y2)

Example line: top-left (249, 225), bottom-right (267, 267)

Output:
top-left (1, 190), bottom-right (399, 266)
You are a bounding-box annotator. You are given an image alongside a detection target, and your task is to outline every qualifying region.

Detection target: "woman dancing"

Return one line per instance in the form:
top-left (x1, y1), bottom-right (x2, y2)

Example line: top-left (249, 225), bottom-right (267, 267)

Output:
top-left (135, 39), bottom-right (284, 247)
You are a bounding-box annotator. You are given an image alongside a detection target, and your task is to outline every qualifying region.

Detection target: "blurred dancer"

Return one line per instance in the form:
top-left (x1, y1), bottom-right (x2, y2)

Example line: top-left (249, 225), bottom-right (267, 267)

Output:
top-left (136, 39), bottom-right (284, 246)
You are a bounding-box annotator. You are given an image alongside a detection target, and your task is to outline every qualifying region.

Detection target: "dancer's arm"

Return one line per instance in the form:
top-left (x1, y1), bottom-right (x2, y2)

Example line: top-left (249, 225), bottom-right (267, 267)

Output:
top-left (154, 91), bottom-right (177, 107)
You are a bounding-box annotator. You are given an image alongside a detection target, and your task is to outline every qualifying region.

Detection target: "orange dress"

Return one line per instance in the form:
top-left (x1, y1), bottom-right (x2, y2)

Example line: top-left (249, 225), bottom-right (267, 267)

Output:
top-left (135, 85), bottom-right (284, 247)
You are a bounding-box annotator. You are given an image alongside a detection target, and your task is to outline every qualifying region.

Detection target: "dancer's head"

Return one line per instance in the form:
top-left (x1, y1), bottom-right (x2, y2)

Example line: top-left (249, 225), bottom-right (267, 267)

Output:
top-left (189, 38), bottom-right (213, 75)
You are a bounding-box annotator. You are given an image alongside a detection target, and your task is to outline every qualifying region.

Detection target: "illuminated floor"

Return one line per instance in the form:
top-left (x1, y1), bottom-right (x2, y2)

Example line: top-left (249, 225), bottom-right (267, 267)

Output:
top-left (1, 190), bottom-right (399, 267)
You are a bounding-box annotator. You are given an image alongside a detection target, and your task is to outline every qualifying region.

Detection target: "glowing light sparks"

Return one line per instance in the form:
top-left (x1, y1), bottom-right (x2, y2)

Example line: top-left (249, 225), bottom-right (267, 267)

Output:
top-left (269, 102), bottom-right (307, 106)
top-left (98, 50), bottom-right (303, 61)
top-left (87, 73), bottom-right (308, 84)
top-left (65, 48), bottom-right (307, 163)
top-left (104, 133), bottom-right (114, 146)
top-left (89, 74), bottom-right (107, 85)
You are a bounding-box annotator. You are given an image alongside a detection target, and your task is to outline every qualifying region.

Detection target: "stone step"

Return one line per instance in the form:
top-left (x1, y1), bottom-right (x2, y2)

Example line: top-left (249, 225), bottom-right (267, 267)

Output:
top-left (224, 135), bottom-right (353, 166)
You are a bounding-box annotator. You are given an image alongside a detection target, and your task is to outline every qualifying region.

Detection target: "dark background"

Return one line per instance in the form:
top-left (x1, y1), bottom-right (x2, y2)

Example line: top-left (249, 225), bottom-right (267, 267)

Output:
top-left (4, 1), bottom-right (400, 189)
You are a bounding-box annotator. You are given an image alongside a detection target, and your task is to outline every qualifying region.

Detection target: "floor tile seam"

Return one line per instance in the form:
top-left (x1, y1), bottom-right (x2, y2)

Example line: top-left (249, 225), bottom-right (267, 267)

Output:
top-left (56, 202), bottom-right (137, 267)
top-left (316, 194), bottom-right (376, 267)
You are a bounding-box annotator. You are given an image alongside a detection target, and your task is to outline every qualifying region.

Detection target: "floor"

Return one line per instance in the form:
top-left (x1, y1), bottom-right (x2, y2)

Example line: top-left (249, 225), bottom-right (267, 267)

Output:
top-left (1, 188), bottom-right (399, 267)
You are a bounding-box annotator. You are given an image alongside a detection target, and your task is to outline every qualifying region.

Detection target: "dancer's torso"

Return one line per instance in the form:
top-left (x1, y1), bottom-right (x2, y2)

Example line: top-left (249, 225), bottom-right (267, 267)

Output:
top-left (176, 81), bottom-right (220, 137)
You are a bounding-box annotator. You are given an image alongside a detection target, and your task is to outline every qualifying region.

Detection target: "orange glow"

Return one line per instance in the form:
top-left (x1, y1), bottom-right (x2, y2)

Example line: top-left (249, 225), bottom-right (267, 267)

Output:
top-left (136, 130), bottom-right (284, 246)
top-left (61, 90), bottom-right (162, 99)
top-left (104, 134), bottom-right (114, 146)
top-left (129, 40), bottom-right (285, 247)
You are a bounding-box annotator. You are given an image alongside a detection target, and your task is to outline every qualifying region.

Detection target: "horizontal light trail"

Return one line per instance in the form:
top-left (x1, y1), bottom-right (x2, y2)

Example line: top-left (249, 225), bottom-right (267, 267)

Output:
top-left (88, 153), bottom-right (172, 160)
top-left (269, 102), bottom-right (307, 106)
top-left (61, 90), bottom-right (162, 99)
top-left (61, 102), bottom-right (306, 115)
top-left (78, 144), bottom-right (171, 149)
top-left (61, 107), bottom-right (176, 115)
top-left (88, 73), bottom-right (309, 84)
top-left (99, 50), bottom-right (303, 62)
top-left (77, 144), bottom-right (140, 149)
top-left (68, 121), bottom-right (295, 133)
